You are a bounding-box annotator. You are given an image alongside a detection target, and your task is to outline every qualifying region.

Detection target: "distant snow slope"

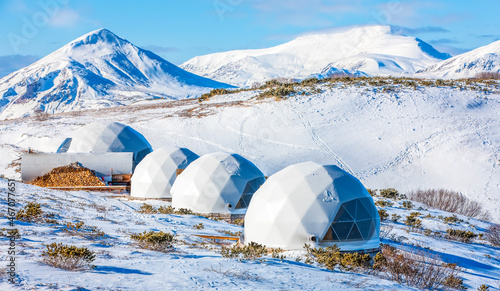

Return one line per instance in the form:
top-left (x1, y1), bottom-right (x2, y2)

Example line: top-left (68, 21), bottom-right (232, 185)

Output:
top-left (1, 83), bottom-right (499, 221)
top-left (181, 25), bottom-right (449, 86)
top-left (0, 29), bottom-right (232, 120)
top-left (417, 40), bottom-right (500, 78)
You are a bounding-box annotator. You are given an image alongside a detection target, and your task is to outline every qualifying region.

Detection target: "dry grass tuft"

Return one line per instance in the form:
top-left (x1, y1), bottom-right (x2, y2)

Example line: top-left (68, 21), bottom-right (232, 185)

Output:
top-left (130, 230), bottom-right (175, 252)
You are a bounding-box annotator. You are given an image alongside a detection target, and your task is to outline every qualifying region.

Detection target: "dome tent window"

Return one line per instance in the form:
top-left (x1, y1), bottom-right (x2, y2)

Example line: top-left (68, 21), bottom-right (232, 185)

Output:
top-left (323, 198), bottom-right (377, 242)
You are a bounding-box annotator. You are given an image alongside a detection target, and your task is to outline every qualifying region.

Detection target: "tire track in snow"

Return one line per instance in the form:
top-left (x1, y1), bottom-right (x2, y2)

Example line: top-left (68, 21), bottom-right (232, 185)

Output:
top-left (407, 92), bottom-right (425, 182)
top-left (357, 129), bottom-right (446, 180)
top-left (287, 102), bottom-right (355, 175)
top-left (224, 124), bottom-right (320, 151)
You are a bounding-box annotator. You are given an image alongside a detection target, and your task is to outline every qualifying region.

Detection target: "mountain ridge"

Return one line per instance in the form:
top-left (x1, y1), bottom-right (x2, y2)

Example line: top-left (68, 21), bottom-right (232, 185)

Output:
top-left (416, 40), bottom-right (500, 78)
top-left (0, 28), bottom-right (232, 120)
top-left (180, 25), bottom-right (451, 86)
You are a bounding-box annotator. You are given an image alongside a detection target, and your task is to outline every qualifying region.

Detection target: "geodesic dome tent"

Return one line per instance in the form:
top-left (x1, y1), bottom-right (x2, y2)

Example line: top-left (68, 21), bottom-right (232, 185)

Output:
top-left (57, 121), bottom-right (153, 168)
top-left (171, 152), bottom-right (266, 214)
top-left (131, 147), bottom-right (199, 199)
top-left (244, 161), bottom-right (380, 251)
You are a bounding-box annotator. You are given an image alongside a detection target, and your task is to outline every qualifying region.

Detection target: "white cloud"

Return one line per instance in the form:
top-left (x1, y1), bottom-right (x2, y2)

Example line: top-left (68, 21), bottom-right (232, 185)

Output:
top-left (250, 0), bottom-right (362, 27)
top-left (6, 0), bottom-right (28, 13)
top-left (49, 8), bottom-right (80, 27)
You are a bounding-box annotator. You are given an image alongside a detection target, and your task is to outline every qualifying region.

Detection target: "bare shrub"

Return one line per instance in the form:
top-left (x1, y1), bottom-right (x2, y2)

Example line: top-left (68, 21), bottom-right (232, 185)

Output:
top-left (485, 224), bottom-right (500, 246)
top-left (379, 225), bottom-right (394, 240)
top-left (475, 72), bottom-right (500, 80)
top-left (391, 214), bottom-right (401, 223)
top-left (41, 243), bottom-right (95, 271)
top-left (64, 221), bottom-right (106, 240)
top-left (377, 245), bottom-right (464, 289)
top-left (408, 189), bottom-right (489, 220)
top-left (33, 109), bottom-right (51, 121)
top-left (206, 265), bottom-right (261, 281)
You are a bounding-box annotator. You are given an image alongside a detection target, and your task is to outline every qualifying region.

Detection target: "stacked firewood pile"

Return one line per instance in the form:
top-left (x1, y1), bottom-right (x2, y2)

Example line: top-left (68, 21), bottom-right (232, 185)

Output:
top-left (31, 162), bottom-right (105, 187)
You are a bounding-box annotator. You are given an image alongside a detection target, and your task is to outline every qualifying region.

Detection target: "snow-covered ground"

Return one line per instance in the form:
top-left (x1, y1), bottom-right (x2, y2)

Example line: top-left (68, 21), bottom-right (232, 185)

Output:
top-left (0, 178), bottom-right (499, 290)
top-left (1, 81), bottom-right (499, 221)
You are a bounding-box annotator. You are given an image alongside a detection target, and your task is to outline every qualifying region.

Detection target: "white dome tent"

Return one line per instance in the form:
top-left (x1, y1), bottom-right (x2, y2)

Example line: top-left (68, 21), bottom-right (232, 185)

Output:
top-left (244, 162), bottom-right (380, 251)
top-left (57, 121), bottom-right (153, 167)
top-left (171, 152), bottom-right (266, 214)
top-left (131, 147), bottom-right (199, 199)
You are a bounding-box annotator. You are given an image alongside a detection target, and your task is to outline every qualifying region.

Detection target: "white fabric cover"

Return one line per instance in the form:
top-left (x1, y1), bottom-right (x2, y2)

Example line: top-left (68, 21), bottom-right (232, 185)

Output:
top-left (131, 147), bottom-right (199, 199)
top-left (244, 161), bottom-right (380, 251)
top-left (58, 121), bottom-right (153, 166)
top-left (171, 152), bottom-right (265, 214)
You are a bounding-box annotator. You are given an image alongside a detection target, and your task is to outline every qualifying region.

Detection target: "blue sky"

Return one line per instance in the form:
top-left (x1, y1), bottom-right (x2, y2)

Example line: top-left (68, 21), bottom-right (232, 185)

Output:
top-left (0, 0), bottom-right (499, 77)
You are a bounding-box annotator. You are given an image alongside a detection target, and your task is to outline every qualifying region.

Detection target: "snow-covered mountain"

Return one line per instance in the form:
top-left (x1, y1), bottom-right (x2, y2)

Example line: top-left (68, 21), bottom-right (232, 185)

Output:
top-left (417, 40), bottom-right (500, 78)
top-left (180, 25), bottom-right (450, 87)
top-left (0, 29), bottom-right (232, 120)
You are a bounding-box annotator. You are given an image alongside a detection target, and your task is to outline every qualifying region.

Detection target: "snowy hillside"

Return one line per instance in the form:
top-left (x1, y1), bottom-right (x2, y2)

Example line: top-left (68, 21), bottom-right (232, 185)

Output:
top-left (1, 78), bottom-right (499, 222)
top-left (0, 29), bottom-right (232, 120)
top-left (180, 25), bottom-right (450, 87)
top-left (417, 40), bottom-right (500, 78)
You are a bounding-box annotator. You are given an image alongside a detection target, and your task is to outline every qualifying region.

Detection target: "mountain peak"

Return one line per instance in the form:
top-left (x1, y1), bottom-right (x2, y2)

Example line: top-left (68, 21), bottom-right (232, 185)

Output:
top-left (69, 28), bottom-right (127, 48)
top-left (0, 29), bottom-right (231, 119)
top-left (293, 25), bottom-right (396, 42)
